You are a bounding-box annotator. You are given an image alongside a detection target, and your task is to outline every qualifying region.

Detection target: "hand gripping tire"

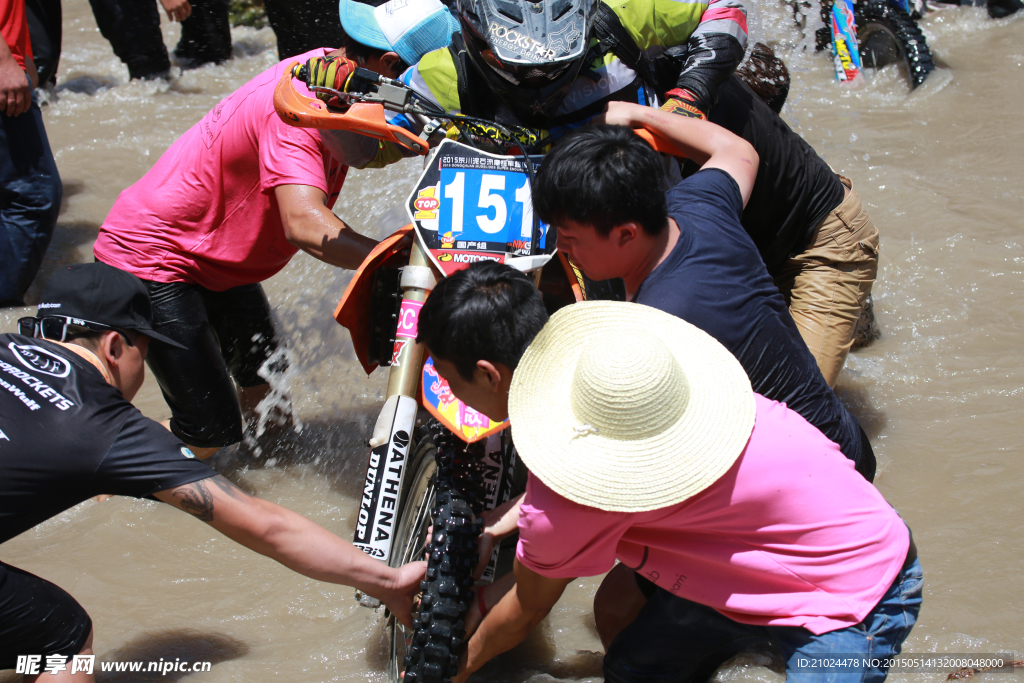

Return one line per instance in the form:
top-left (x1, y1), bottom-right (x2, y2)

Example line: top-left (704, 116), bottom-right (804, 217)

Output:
top-left (402, 422), bottom-right (485, 683)
top-left (854, 0), bottom-right (934, 88)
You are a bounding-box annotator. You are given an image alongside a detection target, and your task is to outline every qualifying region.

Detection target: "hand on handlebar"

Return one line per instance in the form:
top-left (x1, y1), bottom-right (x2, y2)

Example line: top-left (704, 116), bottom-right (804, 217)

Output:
top-left (293, 56), bottom-right (360, 103)
top-left (659, 88), bottom-right (708, 121)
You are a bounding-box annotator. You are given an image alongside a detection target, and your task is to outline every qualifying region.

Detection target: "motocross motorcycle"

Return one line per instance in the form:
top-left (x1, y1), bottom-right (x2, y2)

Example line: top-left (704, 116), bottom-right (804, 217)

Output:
top-left (789, 0), bottom-right (935, 88)
top-left (273, 65), bottom-right (683, 683)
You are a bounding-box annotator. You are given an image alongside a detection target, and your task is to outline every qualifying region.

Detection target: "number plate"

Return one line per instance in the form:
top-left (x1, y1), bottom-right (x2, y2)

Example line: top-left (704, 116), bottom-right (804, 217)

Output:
top-left (407, 139), bottom-right (551, 276)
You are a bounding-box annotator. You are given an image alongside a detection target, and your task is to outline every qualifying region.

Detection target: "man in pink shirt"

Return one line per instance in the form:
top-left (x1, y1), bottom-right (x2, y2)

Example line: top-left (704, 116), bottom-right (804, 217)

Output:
top-left (413, 107), bottom-right (921, 681)
top-left (93, 0), bottom-right (459, 459)
top-left (416, 267), bottom-right (922, 682)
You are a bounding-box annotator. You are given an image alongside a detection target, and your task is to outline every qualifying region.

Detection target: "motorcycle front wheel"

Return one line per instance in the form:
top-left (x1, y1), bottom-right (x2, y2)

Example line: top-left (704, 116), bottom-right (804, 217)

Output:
top-left (855, 0), bottom-right (935, 88)
top-left (387, 438), bottom-right (439, 682)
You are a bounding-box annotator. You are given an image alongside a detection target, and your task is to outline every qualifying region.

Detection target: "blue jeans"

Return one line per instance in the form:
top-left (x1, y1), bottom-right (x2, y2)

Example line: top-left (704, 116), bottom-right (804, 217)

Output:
top-left (605, 558), bottom-right (923, 683)
top-left (0, 82), bottom-right (62, 307)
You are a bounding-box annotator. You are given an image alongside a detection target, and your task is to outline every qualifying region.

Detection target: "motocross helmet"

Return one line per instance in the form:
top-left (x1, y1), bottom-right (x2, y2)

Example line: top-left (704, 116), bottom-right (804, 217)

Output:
top-left (457, 0), bottom-right (598, 121)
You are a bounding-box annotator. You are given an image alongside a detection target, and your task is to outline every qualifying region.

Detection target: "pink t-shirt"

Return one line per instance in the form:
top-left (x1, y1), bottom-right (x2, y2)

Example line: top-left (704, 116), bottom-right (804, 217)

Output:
top-left (93, 49), bottom-right (347, 291)
top-left (516, 394), bottom-right (909, 636)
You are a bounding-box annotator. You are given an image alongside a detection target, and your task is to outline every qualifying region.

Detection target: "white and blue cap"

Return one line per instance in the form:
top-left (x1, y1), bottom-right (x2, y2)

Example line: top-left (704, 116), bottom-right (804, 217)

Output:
top-left (340, 0), bottom-right (460, 66)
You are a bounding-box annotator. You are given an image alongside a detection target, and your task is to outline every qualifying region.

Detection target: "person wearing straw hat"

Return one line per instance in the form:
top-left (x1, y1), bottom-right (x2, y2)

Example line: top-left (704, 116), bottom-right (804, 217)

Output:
top-left (417, 276), bottom-right (921, 682)
top-left (531, 101), bottom-right (877, 482)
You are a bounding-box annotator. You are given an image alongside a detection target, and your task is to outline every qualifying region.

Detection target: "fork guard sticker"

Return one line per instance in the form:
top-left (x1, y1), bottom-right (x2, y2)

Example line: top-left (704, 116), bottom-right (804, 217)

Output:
top-left (830, 0), bottom-right (863, 82)
top-left (353, 394), bottom-right (418, 561)
top-left (420, 356), bottom-right (509, 443)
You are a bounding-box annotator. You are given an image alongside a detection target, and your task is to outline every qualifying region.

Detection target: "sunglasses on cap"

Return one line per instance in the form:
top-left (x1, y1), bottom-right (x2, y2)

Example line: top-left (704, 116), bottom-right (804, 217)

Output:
top-left (18, 315), bottom-right (137, 347)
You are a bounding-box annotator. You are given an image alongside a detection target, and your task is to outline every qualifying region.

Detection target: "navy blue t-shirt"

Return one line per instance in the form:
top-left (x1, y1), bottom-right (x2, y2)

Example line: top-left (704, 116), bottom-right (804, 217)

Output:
top-left (635, 169), bottom-right (866, 470)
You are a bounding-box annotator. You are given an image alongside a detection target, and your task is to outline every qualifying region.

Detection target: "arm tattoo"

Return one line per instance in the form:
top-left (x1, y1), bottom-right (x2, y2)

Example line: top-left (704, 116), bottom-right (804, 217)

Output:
top-left (172, 480), bottom-right (215, 522)
top-left (168, 476), bottom-right (250, 522)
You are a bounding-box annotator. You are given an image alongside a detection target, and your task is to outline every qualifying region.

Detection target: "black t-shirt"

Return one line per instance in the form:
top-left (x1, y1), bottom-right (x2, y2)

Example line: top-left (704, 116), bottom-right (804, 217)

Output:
top-left (635, 170), bottom-right (864, 467)
top-left (683, 76), bottom-right (846, 274)
top-left (0, 335), bottom-right (216, 544)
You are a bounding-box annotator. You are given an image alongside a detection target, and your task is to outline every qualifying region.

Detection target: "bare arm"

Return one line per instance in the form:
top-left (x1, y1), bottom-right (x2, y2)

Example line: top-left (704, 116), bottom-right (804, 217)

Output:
top-left (0, 35), bottom-right (31, 117)
top-left (274, 184), bottom-right (378, 270)
top-left (154, 475), bottom-right (425, 627)
top-left (596, 101), bottom-right (760, 208)
top-left (454, 559), bottom-right (573, 683)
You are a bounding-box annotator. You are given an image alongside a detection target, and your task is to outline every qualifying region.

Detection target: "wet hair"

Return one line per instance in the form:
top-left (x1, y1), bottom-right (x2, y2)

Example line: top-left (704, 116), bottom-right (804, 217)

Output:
top-left (417, 261), bottom-right (549, 381)
top-left (341, 33), bottom-right (410, 75)
top-left (735, 42), bottom-right (791, 114)
top-left (532, 125), bottom-right (668, 237)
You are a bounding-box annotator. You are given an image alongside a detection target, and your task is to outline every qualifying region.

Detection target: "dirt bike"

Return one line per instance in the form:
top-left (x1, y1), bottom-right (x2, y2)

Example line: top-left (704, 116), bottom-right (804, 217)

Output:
top-left (788, 0), bottom-right (935, 88)
top-left (273, 65), bottom-right (683, 683)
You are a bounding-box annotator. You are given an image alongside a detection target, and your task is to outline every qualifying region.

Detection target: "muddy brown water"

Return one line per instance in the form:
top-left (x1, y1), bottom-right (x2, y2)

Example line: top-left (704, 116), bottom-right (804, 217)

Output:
top-left (1, 1), bottom-right (1022, 681)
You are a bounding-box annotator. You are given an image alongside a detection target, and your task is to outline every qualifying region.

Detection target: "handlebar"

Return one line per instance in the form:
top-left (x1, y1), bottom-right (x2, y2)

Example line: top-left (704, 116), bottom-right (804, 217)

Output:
top-left (273, 63), bottom-right (430, 155)
top-left (272, 63), bottom-right (688, 159)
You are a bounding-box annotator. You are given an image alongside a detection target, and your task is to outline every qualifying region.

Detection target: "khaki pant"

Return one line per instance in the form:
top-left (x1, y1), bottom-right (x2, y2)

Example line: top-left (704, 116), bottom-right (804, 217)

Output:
top-left (774, 176), bottom-right (879, 387)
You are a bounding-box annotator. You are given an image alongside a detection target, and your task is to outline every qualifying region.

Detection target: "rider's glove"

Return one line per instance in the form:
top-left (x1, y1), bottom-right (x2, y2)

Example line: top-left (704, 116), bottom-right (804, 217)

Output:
top-left (659, 88), bottom-right (708, 120)
top-left (293, 55), bottom-right (359, 103)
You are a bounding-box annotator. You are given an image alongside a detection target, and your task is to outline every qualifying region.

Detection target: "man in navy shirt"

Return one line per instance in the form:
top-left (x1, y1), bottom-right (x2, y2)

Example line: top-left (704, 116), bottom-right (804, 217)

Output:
top-left (0, 263), bottom-right (425, 680)
top-left (532, 103), bottom-right (874, 482)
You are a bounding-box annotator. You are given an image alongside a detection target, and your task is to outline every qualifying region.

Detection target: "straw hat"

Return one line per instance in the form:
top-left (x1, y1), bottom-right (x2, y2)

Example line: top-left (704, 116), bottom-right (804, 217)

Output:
top-left (508, 301), bottom-right (755, 512)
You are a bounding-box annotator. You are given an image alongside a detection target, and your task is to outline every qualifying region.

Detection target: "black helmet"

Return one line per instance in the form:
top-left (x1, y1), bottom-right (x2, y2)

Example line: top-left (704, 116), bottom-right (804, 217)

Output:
top-left (457, 0), bottom-right (598, 122)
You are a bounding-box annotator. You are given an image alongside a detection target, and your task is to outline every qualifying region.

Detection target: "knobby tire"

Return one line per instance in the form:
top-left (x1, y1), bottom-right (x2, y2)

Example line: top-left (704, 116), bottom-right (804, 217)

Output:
top-left (814, 0), bottom-right (934, 89)
top-left (402, 421), bottom-right (487, 683)
top-left (855, 0), bottom-right (935, 88)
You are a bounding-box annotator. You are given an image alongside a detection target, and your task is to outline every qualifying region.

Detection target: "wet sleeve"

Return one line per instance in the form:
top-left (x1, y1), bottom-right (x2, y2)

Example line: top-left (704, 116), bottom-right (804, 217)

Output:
top-left (674, 0), bottom-right (749, 111)
top-left (515, 474), bottom-right (630, 578)
top-left (257, 111), bottom-right (330, 194)
top-left (91, 409), bottom-right (217, 499)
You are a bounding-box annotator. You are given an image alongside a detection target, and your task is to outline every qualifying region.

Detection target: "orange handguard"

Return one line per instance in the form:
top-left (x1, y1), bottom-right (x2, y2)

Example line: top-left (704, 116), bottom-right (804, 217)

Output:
top-left (272, 65), bottom-right (429, 156)
top-left (634, 128), bottom-right (687, 158)
top-left (274, 65), bottom-right (685, 160)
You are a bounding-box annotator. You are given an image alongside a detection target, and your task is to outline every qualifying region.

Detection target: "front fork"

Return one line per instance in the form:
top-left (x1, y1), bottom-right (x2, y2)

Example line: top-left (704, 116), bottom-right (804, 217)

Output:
top-left (353, 240), bottom-right (439, 606)
top-left (827, 0), bottom-right (864, 82)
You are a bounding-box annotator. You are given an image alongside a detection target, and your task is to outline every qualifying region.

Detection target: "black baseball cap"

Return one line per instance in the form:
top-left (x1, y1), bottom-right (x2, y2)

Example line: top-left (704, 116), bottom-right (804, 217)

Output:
top-left (36, 263), bottom-right (186, 348)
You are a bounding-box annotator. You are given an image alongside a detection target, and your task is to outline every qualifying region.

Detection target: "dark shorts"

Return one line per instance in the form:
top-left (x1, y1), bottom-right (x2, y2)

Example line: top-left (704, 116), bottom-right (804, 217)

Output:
top-left (143, 280), bottom-right (286, 449)
top-left (0, 562), bottom-right (92, 670)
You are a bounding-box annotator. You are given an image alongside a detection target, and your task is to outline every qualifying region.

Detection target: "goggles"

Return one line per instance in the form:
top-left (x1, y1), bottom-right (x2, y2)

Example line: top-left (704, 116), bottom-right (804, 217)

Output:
top-left (477, 47), bottom-right (576, 87)
top-left (18, 316), bottom-right (136, 347)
